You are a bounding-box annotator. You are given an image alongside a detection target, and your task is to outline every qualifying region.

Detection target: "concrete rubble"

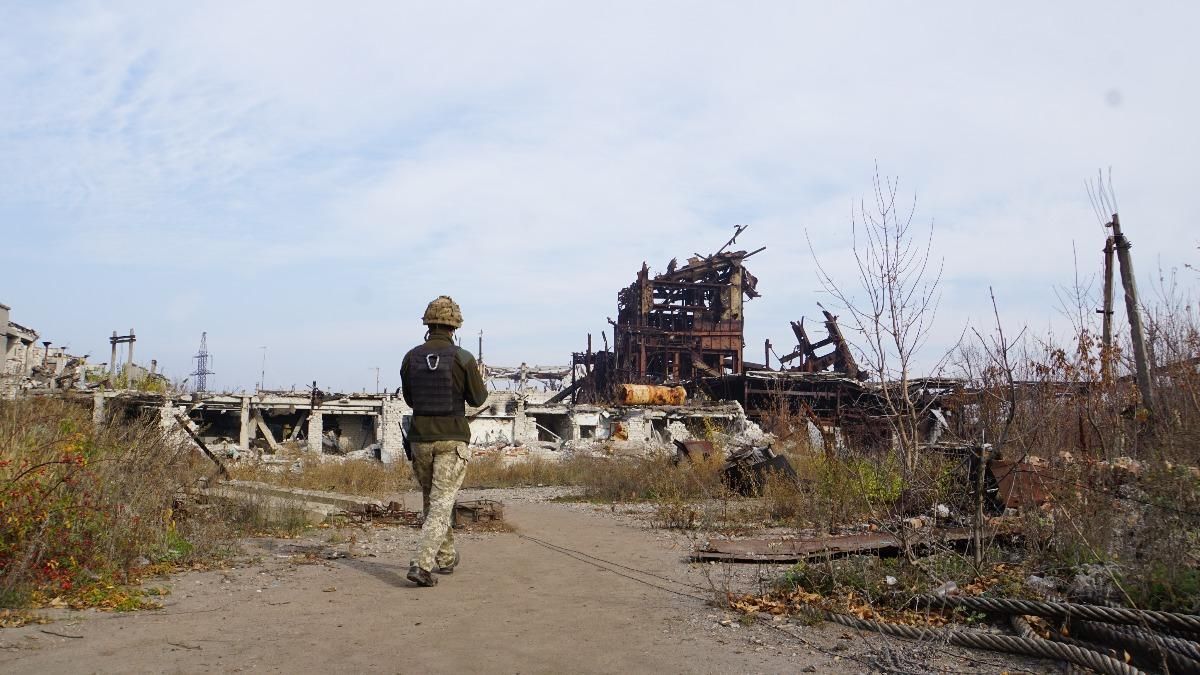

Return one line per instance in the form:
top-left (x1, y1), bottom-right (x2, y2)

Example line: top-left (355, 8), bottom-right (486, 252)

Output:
top-left (2, 301), bottom-right (167, 399)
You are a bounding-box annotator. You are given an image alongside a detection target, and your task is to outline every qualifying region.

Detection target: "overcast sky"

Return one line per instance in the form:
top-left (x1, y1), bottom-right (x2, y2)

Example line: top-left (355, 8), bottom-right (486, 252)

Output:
top-left (2, 2), bottom-right (1196, 393)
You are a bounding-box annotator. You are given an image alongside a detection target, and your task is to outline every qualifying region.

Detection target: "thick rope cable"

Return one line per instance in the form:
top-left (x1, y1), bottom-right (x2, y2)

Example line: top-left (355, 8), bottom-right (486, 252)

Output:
top-left (825, 611), bottom-right (1145, 675)
top-left (1010, 614), bottom-right (1125, 661)
top-left (1075, 619), bottom-right (1200, 674)
top-left (914, 595), bottom-right (1200, 633)
top-left (1096, 621), bottom-right (1200, 662)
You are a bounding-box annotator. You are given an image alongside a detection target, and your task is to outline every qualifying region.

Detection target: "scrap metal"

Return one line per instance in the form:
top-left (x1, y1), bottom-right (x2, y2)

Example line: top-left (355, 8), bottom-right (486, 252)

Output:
top-left (694, 528), bottom-right (980, 563)
top-left (774, 309), bottom-right (867, 380)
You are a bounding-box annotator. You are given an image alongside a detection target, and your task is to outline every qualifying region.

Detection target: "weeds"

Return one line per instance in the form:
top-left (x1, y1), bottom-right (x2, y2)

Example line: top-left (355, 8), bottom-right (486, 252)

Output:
top-left (0, 398), bottom-right (208, 607)
top-left (229, 451), bottom-right (411, 497)
top-left (0, 398), bottom-right (316, 610)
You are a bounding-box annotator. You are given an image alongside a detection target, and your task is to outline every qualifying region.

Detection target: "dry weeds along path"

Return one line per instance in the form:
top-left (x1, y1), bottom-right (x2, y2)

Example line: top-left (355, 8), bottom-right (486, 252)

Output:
top-left (0, 496), bottom-right (1043, 674)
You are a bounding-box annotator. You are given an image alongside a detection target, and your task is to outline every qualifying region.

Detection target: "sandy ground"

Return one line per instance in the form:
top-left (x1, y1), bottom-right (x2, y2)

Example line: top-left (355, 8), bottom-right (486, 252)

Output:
top-left (0, 488), bottom-right (1052, 674)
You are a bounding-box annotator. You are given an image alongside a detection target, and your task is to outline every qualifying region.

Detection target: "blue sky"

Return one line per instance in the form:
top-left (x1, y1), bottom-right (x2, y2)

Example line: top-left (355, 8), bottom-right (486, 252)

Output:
top-left (1, 2), bottom-right (1197, 392)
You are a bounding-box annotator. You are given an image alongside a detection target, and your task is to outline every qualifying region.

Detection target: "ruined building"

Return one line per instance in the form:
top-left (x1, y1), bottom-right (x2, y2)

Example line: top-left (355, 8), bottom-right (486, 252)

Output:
top-left (612, 247), bottom-right (763, 385)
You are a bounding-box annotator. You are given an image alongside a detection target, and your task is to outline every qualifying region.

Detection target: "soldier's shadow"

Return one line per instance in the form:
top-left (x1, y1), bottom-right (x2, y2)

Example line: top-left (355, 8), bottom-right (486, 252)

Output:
top-left (330, 557), bottom-right (411, 588)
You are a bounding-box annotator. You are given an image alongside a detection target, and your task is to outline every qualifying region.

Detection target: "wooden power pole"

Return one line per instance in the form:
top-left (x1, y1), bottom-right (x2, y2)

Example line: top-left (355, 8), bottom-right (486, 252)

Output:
top-left (1108, 213), bottom-right (1153, 413)
top-left (1099, 236), bottom-right (1115, 383)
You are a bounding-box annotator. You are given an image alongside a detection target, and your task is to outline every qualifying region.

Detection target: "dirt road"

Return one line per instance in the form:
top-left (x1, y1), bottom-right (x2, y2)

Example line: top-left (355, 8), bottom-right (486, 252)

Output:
top-left (0, 492), bottom-right (1040, 674)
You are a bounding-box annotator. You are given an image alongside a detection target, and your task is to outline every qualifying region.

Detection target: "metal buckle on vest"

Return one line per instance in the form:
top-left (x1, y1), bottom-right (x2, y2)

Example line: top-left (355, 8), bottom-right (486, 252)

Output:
top-left (425, 354), bottom-right (440, 371)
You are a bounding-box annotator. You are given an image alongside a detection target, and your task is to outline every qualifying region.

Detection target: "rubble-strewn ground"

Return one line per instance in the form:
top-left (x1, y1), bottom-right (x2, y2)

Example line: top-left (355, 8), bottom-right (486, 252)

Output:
top-left (1, 487), bottom-right (1054, 674)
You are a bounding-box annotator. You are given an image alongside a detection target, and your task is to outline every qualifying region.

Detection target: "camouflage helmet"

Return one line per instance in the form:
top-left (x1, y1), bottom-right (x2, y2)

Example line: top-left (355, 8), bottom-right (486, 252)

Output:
top-left (422, 295), bottom-right (463, 328)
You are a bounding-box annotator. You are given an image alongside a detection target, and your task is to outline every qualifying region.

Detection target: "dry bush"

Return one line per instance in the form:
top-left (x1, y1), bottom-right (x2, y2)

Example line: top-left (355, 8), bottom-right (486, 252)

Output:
top-left (229, 452), bottom-right (412, 497)
top-left (756, 388), bottom-right (817, 456)
top-left (951, 291), bottom-right (1200, 611)
top-left (773, 450), bottom-right (908, 532)
top-left (0, 398), bottom-right (209, 607)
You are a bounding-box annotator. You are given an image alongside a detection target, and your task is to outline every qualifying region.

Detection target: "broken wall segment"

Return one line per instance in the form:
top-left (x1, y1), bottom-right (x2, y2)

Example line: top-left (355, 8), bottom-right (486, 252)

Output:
top-left (97, 388), bottom-right (761, 466)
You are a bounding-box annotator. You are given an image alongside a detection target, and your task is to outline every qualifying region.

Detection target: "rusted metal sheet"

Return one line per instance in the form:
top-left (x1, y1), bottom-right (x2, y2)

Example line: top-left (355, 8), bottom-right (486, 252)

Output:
top-left (695, 528), bottom-right (975, 563)
top-left (619, 383), bottom-right (686, 406)
top-left (989, 459), bottom-right (1051, 508)
top-left (674, 439), bottom-right (716, 461)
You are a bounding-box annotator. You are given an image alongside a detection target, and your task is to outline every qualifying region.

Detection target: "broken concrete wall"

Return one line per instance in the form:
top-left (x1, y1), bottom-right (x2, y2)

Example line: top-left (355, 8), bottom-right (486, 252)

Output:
top-left (2, 302), bottom-right (40, 399)
top-left (379, 398), bottom-right (405, 464)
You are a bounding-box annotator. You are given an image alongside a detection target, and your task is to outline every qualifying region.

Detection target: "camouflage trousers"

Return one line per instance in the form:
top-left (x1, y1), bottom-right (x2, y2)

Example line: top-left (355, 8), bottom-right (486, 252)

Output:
top-left (410, 440), bottom-right (469, 572)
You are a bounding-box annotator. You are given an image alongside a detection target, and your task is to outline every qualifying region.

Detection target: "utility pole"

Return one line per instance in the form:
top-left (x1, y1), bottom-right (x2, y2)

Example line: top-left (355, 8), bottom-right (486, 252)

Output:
top-left (1108, 214), bottom-right (1153, 413)
top-left (370, 366), bottom-right (380, 394)
top-left (259, 346), bottom-right (267, 392)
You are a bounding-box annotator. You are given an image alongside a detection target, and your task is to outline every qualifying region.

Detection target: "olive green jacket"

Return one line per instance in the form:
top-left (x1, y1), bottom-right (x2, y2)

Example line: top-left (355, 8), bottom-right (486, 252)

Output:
top-left (400, 329), bottom-right (488, 443)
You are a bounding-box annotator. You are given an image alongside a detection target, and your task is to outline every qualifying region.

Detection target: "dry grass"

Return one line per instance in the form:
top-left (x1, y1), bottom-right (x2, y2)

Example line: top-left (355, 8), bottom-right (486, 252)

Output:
top-left (462, 454), bottom-right (588, 489)
top-left (228, 450), bottom-right (413, 498)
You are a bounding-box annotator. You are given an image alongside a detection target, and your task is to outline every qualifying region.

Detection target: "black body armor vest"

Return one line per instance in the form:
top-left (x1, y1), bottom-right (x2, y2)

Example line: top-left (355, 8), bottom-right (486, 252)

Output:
top-left (406, 344), bottom-right (464, 416)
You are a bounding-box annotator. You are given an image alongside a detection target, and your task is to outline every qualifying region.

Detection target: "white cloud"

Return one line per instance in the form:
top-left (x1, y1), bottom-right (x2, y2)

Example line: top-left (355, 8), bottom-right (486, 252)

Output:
top-left (1, 1), bottom-right (1197, 390)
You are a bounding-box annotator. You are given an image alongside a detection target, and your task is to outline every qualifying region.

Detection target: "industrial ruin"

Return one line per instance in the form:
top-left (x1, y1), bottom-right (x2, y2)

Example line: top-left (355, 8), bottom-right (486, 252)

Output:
top-left (3, 227), bottom-right (957, 466)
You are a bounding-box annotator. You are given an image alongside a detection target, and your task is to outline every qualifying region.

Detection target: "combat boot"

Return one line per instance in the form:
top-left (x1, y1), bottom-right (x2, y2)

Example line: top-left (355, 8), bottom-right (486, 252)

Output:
top-left (407, 565), bottom-right (437, 587)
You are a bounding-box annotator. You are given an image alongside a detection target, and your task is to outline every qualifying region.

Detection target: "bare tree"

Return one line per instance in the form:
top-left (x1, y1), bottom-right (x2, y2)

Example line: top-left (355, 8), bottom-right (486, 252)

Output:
top-left (810, 167), bottom-right (947, 473)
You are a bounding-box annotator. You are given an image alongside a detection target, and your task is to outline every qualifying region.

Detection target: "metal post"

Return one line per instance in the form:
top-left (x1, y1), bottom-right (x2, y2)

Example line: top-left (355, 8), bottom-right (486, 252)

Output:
top-left (1109, 214), bottom-right (1153, 413)
top-left (110, 331), bottom-right (118, 374)
top-left (259, 346), bottom-right (267, 392)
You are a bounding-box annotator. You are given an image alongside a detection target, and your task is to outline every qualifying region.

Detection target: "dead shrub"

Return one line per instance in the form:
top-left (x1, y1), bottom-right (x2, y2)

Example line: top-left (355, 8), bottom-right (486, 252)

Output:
top-left (0, 398), bottom-right (212, 607)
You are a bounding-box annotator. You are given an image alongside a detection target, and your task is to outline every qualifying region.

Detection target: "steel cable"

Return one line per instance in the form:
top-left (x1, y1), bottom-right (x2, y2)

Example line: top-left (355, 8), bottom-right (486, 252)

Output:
top-left (1096, 622), bottom-right (1200, 663)
top-left (913, 595), bottom-right (1200, 634)
top-left (1074, 619), bottom-right (1200, 674)
top-left (824, 611), bottom-right (1145, 675)
top-left (516, 533), bottom-right (712, 603)
top-left (517, 533), bottom-right (713, 592)
top-left (1011, 616), bottom-right (1125, 664)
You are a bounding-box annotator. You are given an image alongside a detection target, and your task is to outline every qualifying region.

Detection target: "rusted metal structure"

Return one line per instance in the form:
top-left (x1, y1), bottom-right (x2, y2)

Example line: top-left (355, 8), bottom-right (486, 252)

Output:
top-left (611, 240), bottom-right (763, 385)
top-left (776, 309), bottom-right (867, 380)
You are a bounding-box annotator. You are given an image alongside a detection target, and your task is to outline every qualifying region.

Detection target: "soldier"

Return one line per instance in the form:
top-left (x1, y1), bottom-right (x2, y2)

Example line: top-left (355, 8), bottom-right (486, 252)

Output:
top-left (401, 296), bottom-right (488, 587)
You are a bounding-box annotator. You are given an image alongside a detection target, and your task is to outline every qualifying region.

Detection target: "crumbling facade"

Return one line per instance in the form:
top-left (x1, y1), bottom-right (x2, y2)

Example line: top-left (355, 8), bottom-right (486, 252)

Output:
top-left (1, 303), bottom-right (38, 398)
